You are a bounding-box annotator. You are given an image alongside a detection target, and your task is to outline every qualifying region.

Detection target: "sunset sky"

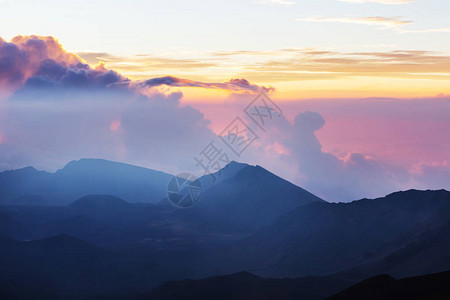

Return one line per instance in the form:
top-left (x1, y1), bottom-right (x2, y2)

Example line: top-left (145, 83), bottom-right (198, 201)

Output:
top-left (2, 0), bottom-right (450, 99)
top-left (0, 0), bottom-right (449, 201)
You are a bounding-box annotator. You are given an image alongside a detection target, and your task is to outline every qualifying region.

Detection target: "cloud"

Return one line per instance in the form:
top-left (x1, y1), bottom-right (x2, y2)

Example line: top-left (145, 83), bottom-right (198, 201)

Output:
top-left (0, 35), bottom-right (270, 177)
top-left (0, 35), bottom-right (130, 96)
top-left (233, 105), bottom-right (403, 201)
top-left (0, 90), bottom-right (218, 174)
top-left (197, 94), bottom-right (450, 201)
top-left (1, 35), bottom-right (449, 202)
top-left (256, 0), bottom-right (296, 5)
top-left (411, 161), bottom-right (450, 190)
top-left (140, 76), bottom-right (275, 93)
top-left (1, 36), bottom-right (271, 97)
top-left (76, 46), bottom-right (450, 87)
top-left (234, 49), bottom-right (450, 81)
top-left (76, 52), bottom-right (216, 72)
top-left (0, 35), bottom-right (220, 173)
top-left (397, 27), bottom-right (450, 33)
top-left (298, 16), bottom-right (412, 28)
top-left (336, 0), bottom-right (415, 4)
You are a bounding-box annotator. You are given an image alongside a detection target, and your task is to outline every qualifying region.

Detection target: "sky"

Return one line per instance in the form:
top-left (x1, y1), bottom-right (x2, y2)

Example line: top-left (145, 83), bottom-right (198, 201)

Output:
top-left (2, 0), bottom-right (450, 99)
top-left (0, 0), bottom-right (449, 202)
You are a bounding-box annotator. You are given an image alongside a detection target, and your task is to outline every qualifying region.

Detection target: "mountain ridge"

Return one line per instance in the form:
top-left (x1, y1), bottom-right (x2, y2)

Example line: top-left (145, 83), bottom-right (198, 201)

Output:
top-left (0, 158), bottom-right (174, 205)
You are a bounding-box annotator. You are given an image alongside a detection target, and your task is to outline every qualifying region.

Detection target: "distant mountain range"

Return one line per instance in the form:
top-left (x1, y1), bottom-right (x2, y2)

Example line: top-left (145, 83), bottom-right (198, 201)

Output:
top-left (0, 158), bottom-right (173, 205)
top-left (0, 158), bottom-right (450, 299)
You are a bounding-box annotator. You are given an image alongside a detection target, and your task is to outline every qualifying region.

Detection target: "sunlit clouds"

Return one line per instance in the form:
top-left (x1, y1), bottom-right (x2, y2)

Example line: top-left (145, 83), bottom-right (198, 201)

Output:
top-left (140, 76), bottom-right (274, 93)
top-left (1, 0), bottom-right (450, 201)
top-left (72, 47), bottom-right (450, 100)
top-left (0, 35), bottom-right (449, 201)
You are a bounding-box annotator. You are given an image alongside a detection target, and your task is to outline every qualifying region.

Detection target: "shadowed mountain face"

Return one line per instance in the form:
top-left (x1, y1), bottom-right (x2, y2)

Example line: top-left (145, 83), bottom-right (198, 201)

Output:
top-left (0, 159), bottom-right (173, 205)
top-left (68, 194), bottom-right (131, 213)
top-left (339, 216), bottom-right (450, 280)
top-left (140, 271), bottom-right (353, 300)
top-left (0, 161), bottom-right (324, 245)
top-left (0, 235), bottom-right (169, 298)
top-left (171, 162), bottom-right (323, 233)
top-left (209, 190), bottom-right (450, 278)
top-left (326, 270), bottom-right (450, 300)
top-left (0, 214), bottom-right (23, 239)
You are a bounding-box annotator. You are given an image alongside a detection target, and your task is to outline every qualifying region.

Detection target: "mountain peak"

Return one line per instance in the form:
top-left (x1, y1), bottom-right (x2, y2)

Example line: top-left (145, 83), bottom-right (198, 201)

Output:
top-left (198, 161), bottom-right (250, 189)
top-left (227, 271), bottom-right (262, 280)
top-left (225, 160), bottom-right (251, 168)
top-left (0, 166), bottom-right (39, 176)
top-left (60, 158), bottom-right (136, 172)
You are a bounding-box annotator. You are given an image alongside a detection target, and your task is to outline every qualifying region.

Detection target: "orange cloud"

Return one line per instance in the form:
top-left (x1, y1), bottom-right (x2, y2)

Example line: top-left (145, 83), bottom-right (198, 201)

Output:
top-left (1, 35), bottom-right (271, 97)
top-left (0, 35), bottom-right (130, 94)
top-left (11, 35), bottom-right (81, 66)
top-left (0, 35), bottom-right (83, 89)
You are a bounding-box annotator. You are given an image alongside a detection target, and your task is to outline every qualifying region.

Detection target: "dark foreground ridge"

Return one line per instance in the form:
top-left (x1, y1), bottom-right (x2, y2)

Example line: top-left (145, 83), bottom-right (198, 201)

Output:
top-left (326, 270), bottom-right (450, 300)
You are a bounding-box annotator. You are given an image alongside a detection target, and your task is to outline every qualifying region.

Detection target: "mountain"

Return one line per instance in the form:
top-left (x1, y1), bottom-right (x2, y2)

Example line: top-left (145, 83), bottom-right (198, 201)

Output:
top-left (326, 270), bottom-right (450, 300)
top-left (141, 271), bottom-right (354, 300)
top-left (0, 214), bottom-right (24, 238)
top-left (0, 166), bottom-right (52, 204)
top-left (87, 271), bottom-right (354, 300)
top-left (211, 189), bottom-right (450, 278)
top-left (197, 160), bottom-right (248, 191)
top-left (171, 162), bottom-right (323, 233)
top-left (0, 281), bottom-right (58, 300)
top-left (0, 235), bottom-right (169, 298)
top-left (68, 194), bottom-right (131, 213)
top-left (2, 159), bottom-right (450, 299)
top-left (340, 216), bottom-right (450, 280)
top-left (0, 159), bottom-right (173, 205)
top-left (0, 194), bottom-right (183, 247)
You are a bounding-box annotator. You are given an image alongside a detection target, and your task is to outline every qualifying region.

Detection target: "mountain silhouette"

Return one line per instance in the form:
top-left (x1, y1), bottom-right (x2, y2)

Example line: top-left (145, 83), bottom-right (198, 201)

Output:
top-left (0, 159), bottom-right (173, 205)
top-left (142, 271), bottom-right (353, 300)
top-left (171, 162), bottom-right (323, 233)
top-left (0, 234), bottom-right (168, 298)
top-left (212, 189), bottom-right (450, 278)
top-left (68, 194), bottom-right (131, 213)
top-left (326, 270), bottom-right (450, 300)
top-left (1, 159), bottom-right (450, 299)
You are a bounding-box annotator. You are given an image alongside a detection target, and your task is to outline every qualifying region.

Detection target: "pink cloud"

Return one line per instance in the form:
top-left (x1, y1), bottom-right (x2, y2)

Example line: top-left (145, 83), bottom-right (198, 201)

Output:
top-left (109, 119), bottom-right (121, 132)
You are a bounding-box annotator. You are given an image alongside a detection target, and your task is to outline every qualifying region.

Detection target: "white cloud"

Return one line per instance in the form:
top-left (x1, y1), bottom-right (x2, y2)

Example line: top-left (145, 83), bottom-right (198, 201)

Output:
top-left (298, 16), bottom-right (412, 28)
top-left (0, 90), bottom-right (216, 174)
top-left (256, 0), bottom-right (296, 5)
top-left (336, 0), bottom-right (415, 4)
top-left (397, 27), bottom-right (450, 33)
